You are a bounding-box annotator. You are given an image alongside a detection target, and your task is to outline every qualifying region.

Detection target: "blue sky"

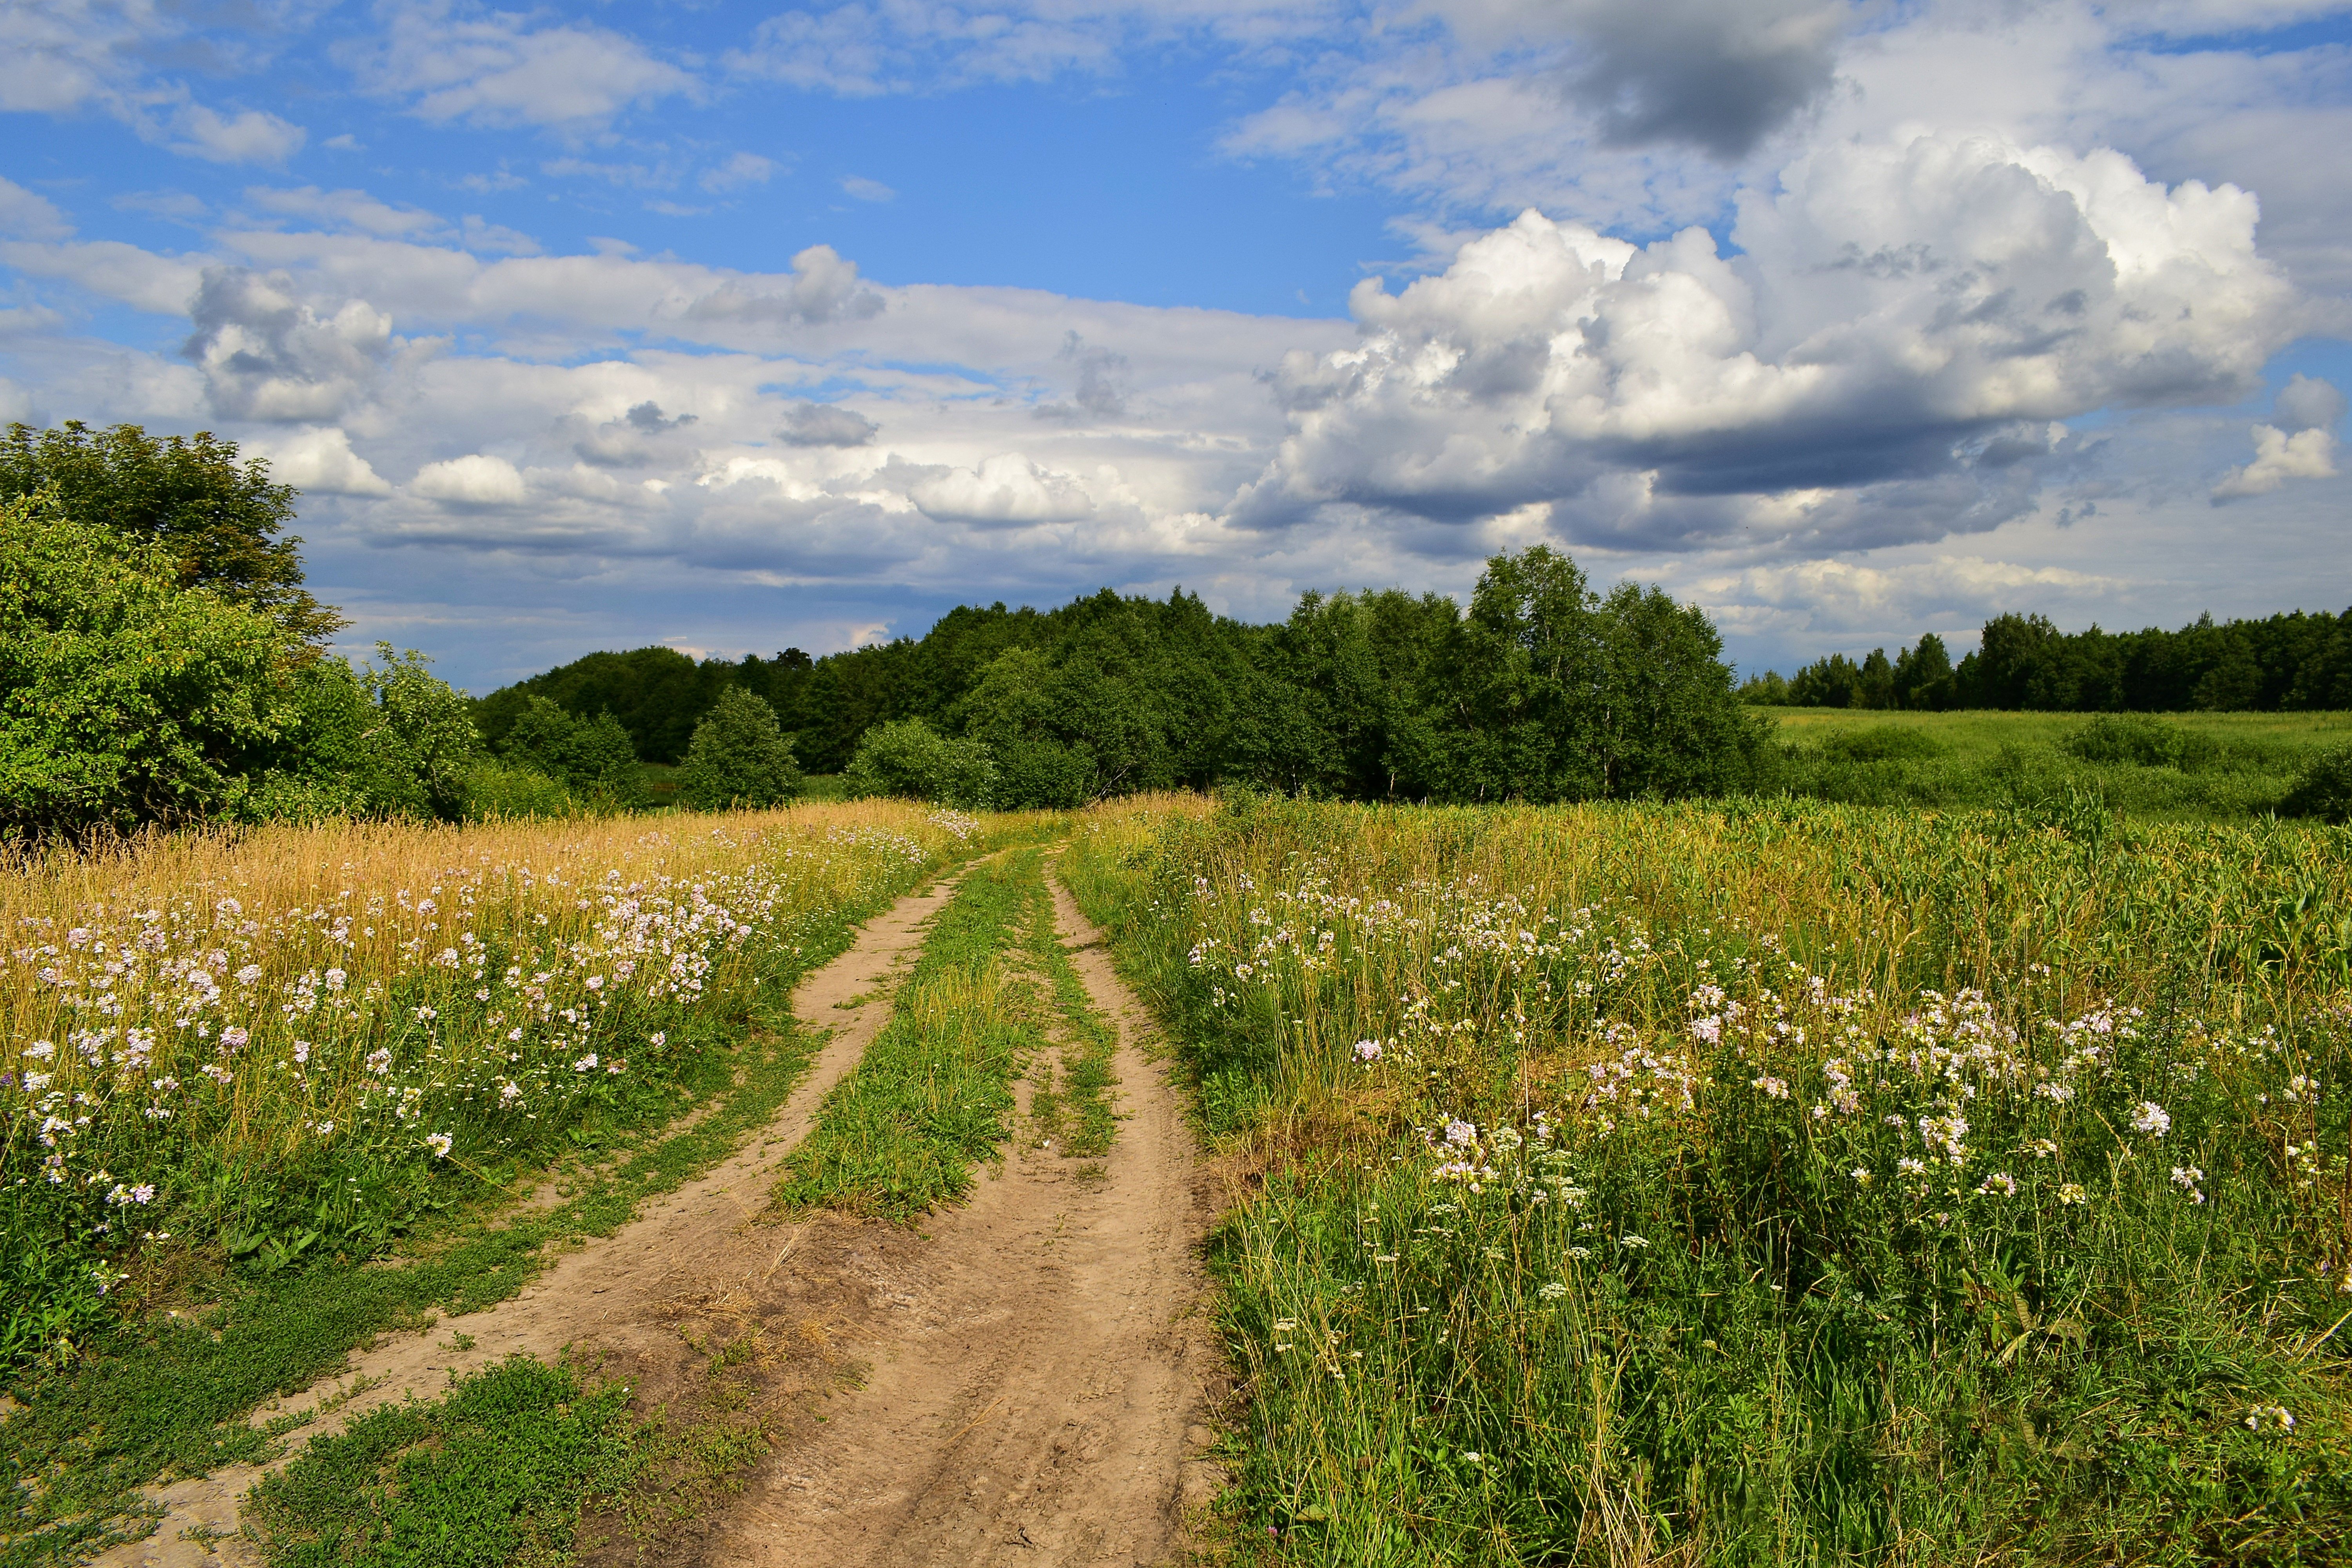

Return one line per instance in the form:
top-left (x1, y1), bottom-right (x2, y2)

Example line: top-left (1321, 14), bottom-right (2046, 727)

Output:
top-left (5, 0), bottom-right (2352, 690)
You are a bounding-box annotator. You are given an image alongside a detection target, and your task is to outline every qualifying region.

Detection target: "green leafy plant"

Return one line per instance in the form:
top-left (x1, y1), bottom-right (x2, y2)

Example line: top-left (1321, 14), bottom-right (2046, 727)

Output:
top-left (677, 688), bottom-right (803, 811)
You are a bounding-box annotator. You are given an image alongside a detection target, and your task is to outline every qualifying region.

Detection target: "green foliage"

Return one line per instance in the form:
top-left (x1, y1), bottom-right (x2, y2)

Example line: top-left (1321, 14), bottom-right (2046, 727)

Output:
top-left (2280, 744), bottom-right (2352, 824)
top-left (842, 717), bottom-right (995, 808)
top-left (0, 492), bottom-right (302, 836)
top-left (773, 850), bottom-right (1045, 1218)
top-left (2066, 713), bottom-right (2221, 771)
top-left (1819, 723), bottom-right (1949, 762)
top-left (460, 760), bottom-right (576, 821)
top-left (0, 421), bottom-right (342, 644)
top-left (676, 688), bottom-right (802, 811)
top-left (247, 1355), bottom-right (637, 1568)
top-left (496, 695), bottom-right (646, 807)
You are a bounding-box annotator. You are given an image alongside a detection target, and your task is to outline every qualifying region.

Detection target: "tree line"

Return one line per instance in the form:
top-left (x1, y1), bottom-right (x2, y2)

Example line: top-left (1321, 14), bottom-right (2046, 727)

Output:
top-left (1744, 608), bottom-right (2352, 712)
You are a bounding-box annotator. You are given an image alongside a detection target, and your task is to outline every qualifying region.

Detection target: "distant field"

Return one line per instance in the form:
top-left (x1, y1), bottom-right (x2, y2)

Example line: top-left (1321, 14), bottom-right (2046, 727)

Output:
top-left (1760, 706), bottom-right (2351, 820)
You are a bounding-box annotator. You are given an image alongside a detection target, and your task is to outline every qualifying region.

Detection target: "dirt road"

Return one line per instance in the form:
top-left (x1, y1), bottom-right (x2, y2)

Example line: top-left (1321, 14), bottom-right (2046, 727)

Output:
top-left (695, 872), bottom-right (1219, 1568)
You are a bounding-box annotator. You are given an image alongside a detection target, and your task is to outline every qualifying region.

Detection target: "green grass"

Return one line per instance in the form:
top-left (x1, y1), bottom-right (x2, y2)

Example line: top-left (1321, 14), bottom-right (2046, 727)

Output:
top-left (1063, 795), bottom-right (2352, 1566)
top-left (770, 848), bottom-right (1047, 1219)
top-left (1027, 866), bottom-right (1119, 1161)
top-left (1760, 707), bottom-right (2352, 821)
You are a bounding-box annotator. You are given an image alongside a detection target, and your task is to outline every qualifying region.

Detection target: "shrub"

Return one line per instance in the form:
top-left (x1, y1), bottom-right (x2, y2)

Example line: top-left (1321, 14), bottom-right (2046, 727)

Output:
top-left (0, 491), bottom-right (301, 837)
top-left (497, 696), bottom-right (647, 808)
top-left (1819, 724), bottom-right (1949, 762)
top-left (2279, 744), bottom-right (2352, 824)
top-left (677, 688), bottom-right (803, 811)
top-left (463, 760), bottom-right (578, 820)
top-left (2065, 713), bottom-right (2220, 771)
top-left (842, 717), bottom-right (995, 809)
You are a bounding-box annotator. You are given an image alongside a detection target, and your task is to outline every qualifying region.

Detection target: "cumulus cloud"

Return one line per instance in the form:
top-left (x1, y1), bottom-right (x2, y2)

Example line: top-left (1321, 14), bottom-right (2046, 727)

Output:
top-left (686, 244), bottom-right (885, 325)
top-left (243, 426), bottom-right (394, 497)
top-left (1234, 130), bottom-right (2295, 551)
top-left (349, 5), bottom-right (696, 131)
top-left (777, 401), bottom-right (880, 446)
top-left (182, 267), bottom-right (396, 422)
top-left (2273, 372), bottom-right (2347, 434)
top-left (702, 152), bottom-right (778, 193)
top-left (573, 400), bottom-right (699, 466)
top-left (910, 453), bottom-right (1096, 524)
top-left (413, 452), bottom-right (529, 507)
top-left (1034, 332), bottom-right (1128, 422)
top-left (2213, 423), bottom-right (2337, 501)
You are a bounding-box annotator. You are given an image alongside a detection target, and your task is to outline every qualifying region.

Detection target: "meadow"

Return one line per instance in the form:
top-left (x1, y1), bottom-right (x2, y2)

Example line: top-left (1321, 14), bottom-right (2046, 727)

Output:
top-left (1764, 706), bottom-right (2352, 821)
top-left (1063, 793), bottom-right (2352, 1564)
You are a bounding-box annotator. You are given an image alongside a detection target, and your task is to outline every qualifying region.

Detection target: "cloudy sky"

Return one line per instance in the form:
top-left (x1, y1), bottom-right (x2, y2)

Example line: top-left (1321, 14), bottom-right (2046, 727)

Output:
top-left (4, 0), bottom-right (2350, 690)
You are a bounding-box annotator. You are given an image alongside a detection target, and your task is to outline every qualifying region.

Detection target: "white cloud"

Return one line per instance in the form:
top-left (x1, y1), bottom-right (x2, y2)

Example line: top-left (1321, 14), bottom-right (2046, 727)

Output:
top-left (1234, 129), bottom-right (2296, 552)
top-left (910, 453), bottom-right (1098, 523)
top-left (412, 452), bottom-right (529, 507)
top-left (778, 401), bottom-right (880, 446)
top-left (172, 104), bottom-right (306, 165)
top-left (2212, 423), bottom-right (2338, 500)
top-left (0, 176), bottom-right (71, 241)
top-left (244, 425), bottom-right (394, 497)
top-left (248, 186), bottom-right (447, 239)
top-left (2273, 372), bottom-right (2347, 435)
top-left (727, 1), bottom-right (1121, 96)
top-left (183, 267), bottom-right (395, 421)
top-left (840, 174), bottom-right (897, 203)
top-left (349, 5), bottom-right (696, 131)
top-left (702, 152), bottom-right (779, 193)
top-left (686, 243), bottom-right (886, 325)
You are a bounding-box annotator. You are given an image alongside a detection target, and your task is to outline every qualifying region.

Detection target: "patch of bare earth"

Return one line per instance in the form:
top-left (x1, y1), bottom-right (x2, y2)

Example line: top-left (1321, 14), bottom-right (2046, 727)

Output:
top-left (93, 875), bottom-right (963, 1568)
top-left (690, 873), bottom-right (1223, 1568)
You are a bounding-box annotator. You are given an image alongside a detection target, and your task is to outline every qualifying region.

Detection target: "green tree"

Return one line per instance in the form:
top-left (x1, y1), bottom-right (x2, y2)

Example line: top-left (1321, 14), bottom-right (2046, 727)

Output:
top-left (678, 688), bottom-right (804, 810)
top-left (842, 717), bottom-right (992, 808)
top-left (0, 490), bottom-right (301, 835)
top-left (0, 421), bottom-right (343, 642)
top-left (497, 696), bottom-right (646, 806)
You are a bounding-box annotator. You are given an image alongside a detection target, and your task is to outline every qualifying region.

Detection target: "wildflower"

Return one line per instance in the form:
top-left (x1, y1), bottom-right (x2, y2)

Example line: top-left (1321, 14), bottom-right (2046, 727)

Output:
top-left (649, 1031), bottom-right (665, 1047)
top-left (2170, 1165), bottom-right (2207, 1203)
top-left (220, 1026), bottom-right (249, 1050)
top-left (1621, 1234), bottom-right (1650, 1249)
top-left (1978, 1172), bottom-right (2017, 1197)
top-left (1851, 1167), bottom-right (1873, 1185)
top-left (1537, 1281), bottom-right (1568, 1301)
top-left (2245, 1405), bottom-right (2294, 1431)
top-left (235, 964), bottom-right (263, 985)
top-left (425, 1132), bottom-right (453, 1159)
top-left (2029, 1138), bottom-right (2058, 1160)
top-left (22, 1042), bottom-right (55, 1061)
top-left (1444, 1119), bottom-right (1476, 1147)
top-left (2058, 1182), bottom-right (2088, 1206)
top-left (1897, 1158), bottom-right (1926, 1178)
top-left (573, 1053), bottom-right (599, 1073)
top-left (365, 1047), bottom-right (393, 1076)
top-left (2132, 1101), bottom-right (2171, 1138)
top-left (1752, 1074), bottom-right (1789, 1099)
top-left (499, 1080), bottom-right (524, 1106)
top-left (292, 1041), bottom-right (309, 1066)
top-left (414, 1005), bottom-right (437, 1023)
top-left (324, 968), bottom-right (347, 991)
top-left (1353, 1040), bottom-right (1382, 1063)
top-left (1568, 1246), bottom-right (1592, 1260)
top-left (586, 975), bottom-right (604, 991)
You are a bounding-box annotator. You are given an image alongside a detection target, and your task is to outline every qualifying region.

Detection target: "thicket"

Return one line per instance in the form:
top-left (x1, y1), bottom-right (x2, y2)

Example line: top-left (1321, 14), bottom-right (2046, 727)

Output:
top-left (489, 546), bottom-right (1768, 810)
top-left (1751, 608), bottom-right (2352, 713)
top-left (1063, 795), bottom-right (2352, 1565)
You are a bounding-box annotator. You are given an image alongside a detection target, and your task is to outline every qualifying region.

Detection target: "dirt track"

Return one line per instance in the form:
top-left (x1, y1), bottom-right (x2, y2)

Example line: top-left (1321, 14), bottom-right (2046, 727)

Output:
top-left (98, 858), bottom-right (1220, 1568)
top-left (695, 871), bottom-right (1219, 1568)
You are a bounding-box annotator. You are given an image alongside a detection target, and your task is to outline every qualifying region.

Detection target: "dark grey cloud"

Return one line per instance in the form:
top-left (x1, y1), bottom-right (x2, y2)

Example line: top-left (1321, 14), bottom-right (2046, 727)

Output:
top-left (776, 400), bottom-right (879, 446)
top-left (1033, 332), bottom-right (1128, 421)
top-left (181, 265), bottom-right (392, 421)
top-left (1561, 0), bottom-right (1843, 161)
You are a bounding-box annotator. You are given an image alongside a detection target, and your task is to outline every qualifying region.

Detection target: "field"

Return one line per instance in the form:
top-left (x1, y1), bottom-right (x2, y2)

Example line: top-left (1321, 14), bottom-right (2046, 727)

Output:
top-left (1763, 707), bottom-right (2352, 820)
top-left (7, 787), bottom-right (2352, 1566)
top-left (1064, 794), bottom-right (2352, 1564)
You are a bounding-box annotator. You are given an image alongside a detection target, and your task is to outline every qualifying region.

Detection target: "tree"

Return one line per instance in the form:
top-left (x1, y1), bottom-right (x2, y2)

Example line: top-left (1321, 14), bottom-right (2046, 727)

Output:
top-left (0, 421), bottom-right (343, 642)
top-left (678, 688), bottom-right (804, 811)
top-left (497, 696), bottom-right (646, 806)
top-left (0, 490), bottom-right (301, 835)
top-left (842, 717), bottom-right (992, 808)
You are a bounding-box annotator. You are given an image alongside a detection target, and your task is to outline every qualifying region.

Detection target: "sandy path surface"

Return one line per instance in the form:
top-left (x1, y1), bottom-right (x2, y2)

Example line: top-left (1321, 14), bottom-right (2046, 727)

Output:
top-left (696, 870), bottom-right (1220, 1568)
top-left (95, 873), bottom-right (964, 1568)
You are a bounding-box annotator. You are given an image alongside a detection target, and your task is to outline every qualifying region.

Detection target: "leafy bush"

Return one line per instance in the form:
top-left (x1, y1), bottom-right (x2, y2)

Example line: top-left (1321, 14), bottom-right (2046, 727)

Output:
top-left (496, 695), bottom-right (646, 807)
top-left (1818, 724), bottom-right (1949, 762)
top-left (677, 688), bottom-right (802, 810)
top-left (2280, 744), bottom-right (2352, 824)
top-left (2065, 713), bottom-right (2220, 771)
top-left (0, 491), bottom-right (303, 837)
top-left (462, 760), bottom-right (577, 820)
top-left (842, 717), bottom-right (996, 808)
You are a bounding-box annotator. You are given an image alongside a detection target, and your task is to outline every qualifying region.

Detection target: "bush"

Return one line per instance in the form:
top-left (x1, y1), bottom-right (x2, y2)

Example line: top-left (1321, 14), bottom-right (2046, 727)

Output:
top-left (991, 735), bottom-right (1094, 809)
top-left (2279, 744), bottom-right (2352, 824)
top-left (497, 696), bottom-right (647, 808)
top-left (1820, 724), bottom-right (1949, 762)
top-left (677, 688), bottom-right (803, 810)
top-left (2064, 713), bottom-right (2220, 771)
top-left (463, 760), bottom-right (578, 820)
top-left (842, 717), bottom-right (995, 809)
top-left (0, 491), bottom-right (301, 837)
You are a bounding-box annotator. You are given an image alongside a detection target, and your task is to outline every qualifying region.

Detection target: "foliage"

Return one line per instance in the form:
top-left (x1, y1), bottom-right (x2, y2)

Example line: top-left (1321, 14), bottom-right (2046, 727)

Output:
top-left (2281, 744), bottom-right (2352, 825)
top-left (459, 760), bottom-right (576, 822)
top-left (0, 492), bottom-right (303, 838)
top-left (1062, 795), bottom-right (2352, 1566)
top-left (495, 695), bottom-right (645, 807)
top-left (0, 421), bottom-right (342, 644)
top-left (2065, 713), bottom-right (2221, 771)
top-left (842, 717), bottom-right (996, 808)
top-left (676, 688), bottom-right (802, 811)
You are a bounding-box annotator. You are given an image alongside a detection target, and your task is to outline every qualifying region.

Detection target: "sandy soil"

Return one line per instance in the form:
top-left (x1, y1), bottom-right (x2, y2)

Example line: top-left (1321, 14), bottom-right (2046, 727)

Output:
top-left (94, 873), bottom-right (964, 1568)
top-left (692, 871), bottom-right (1221, 1568)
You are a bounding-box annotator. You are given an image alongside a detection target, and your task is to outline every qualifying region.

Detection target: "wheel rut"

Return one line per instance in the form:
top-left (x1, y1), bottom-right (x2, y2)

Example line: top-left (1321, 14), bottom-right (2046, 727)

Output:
top-left (94, 873), bottom-right (965, 1568)
top-left (695, 870), bottom-right (1220, 1568)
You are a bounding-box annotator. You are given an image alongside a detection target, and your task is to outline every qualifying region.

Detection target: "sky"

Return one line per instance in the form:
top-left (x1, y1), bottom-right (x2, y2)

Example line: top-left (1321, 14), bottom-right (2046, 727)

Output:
top-left (4, 0), bottom-right (2351, 692)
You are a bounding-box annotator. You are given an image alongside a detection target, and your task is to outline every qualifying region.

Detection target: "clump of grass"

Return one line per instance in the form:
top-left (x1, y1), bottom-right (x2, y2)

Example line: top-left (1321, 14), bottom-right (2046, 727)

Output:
top-left (771, 848), bottom-right (1048, 1219)
top-left (1028, 868), bottom-right (1118, 1160)
top-left (1065, 793), bottom-right (2352, 1564)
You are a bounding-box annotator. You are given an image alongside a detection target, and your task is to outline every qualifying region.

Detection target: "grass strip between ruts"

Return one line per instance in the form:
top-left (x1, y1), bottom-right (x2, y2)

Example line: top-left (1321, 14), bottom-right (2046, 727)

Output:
top-left (770, 847), bottom-right (1047, 1220)
top-left (1025, 862), bottom-right (1120, 1162)
top-left (0, 871), bottom-right (937, 1568)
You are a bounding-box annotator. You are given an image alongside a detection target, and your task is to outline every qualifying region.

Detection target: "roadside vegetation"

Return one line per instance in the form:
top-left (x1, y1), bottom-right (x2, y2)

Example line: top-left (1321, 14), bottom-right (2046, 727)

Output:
top-left (1063, 792), bottom-right (2352, 1564)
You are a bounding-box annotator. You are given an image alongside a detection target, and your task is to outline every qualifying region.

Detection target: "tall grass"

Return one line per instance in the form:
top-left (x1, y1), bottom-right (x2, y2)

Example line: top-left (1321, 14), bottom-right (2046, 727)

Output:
top-left (1063, 794), bottom-right (2352, 1564)
top-left (1, 802), bottom-right (978, 1375)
